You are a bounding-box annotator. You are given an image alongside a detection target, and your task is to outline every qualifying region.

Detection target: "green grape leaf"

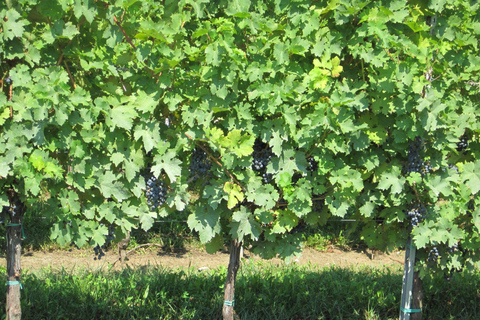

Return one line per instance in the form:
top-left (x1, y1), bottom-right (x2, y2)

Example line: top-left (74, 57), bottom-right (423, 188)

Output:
top-left (2, 9), bottom-right (25, 40)
top-left (329, 167), bottom-right (364, 192)
top-left (205, 234), bottom-right (224, 253)
top-left (461, 161), bottom-right (480, 195)
top-left (424, 175), bottom-right (454, 197)
top-left (247, 183), bottom-right (279, 210)
top-left (97, 171), bottom-right (130, 202)
top-left (133, 122), bottom-right (162, 153)
top-left (166, 182), bottom-right (189, 211)
top-left (187, 205), bottom-right (222, 244)
top-left (139, 210), bottom-right (158, 231)
top-left (272, 209), bottom-right (299, 233)
top-left (203, 184), bottom-right (226, 210)
top-left (377, 166), bottom-right (405, 194)
top-left (221, 129), bottom-right (255, 157)
top-left (152, 150), bottom-right (182, 183)
top-left (92, 224), bottom-right (109, 247)
top-left (107, 104), bottom-right (138, 131)
top-left (229, 207), bottom-right (261, 242)
top-left (225, 0), bottom-right (251, 17)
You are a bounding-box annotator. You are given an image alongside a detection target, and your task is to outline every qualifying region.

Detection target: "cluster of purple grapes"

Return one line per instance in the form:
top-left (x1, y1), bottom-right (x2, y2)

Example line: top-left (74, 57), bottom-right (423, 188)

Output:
top-left (306, 156), bottom-right (318, 172)
top-left (447, 163), bottom-right (459, 173)
top-left (189, 147), bottom-right (212, 181)
top-left (403, 136), bottom-right (429, 176)
top-left (406, 202), bottom-right (426, 227)
top-left (145, 175), bottom-right (167, 211)
top-left (456, 135), bottom-right (469, 152)
top-left (93, 225), bottom-right (116, 260)
top-left (428, 246), bottom-right (439, 262)
top-left (252, 139), bottom-right (274, 183)
top-left (93, 245), bottom-right (106, 260)
top-left (447, 242), bottom-right (459, 253)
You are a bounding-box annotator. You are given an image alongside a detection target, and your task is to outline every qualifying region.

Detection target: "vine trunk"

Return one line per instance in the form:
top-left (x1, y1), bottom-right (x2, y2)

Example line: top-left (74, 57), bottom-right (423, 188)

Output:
top-left (222, 239), bottom-right (242, 320)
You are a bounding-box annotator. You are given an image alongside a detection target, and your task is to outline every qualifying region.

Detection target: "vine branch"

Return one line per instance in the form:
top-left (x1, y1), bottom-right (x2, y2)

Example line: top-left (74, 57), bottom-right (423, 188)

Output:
top-left (113, 16), bottom-right (136, 50)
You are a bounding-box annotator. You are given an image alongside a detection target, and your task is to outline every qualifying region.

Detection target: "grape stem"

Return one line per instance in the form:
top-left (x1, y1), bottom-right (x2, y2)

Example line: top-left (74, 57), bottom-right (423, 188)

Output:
top-left (185, 133), bottom-right (247, 192)
top-left (113, 16), bottom-right (136, 50)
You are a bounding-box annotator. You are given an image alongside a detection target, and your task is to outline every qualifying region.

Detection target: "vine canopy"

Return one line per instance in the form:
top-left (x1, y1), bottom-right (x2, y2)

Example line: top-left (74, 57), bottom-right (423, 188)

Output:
top-left (0, 0), bottom-right (479, 270)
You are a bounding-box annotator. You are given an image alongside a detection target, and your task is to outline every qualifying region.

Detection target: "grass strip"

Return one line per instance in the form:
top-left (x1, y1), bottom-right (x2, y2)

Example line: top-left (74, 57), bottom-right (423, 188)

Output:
top-left (1, 261), bottom-right (479, 319)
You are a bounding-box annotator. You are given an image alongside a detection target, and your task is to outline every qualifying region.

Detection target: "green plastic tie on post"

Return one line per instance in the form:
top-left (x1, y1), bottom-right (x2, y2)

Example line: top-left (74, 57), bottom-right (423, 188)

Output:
top-left (7, 281), bottom-right (23, 290)
top-left (224, 296), bottom-right (235, 306)
top-left (7, 223), bottom-right (25, 240)
top-left (406, 243), bottom-right (416, 250)
top-left (401, 307), bottom-right (422, 313)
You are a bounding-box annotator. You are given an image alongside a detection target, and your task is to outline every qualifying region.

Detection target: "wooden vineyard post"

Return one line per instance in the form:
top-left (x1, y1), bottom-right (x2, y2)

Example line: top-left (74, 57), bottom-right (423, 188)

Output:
top-left (5, 189), bottom-right (25, 320)
top-left (222, 239), bottom-right (242, 320)
top-left (399, 237), bottom-right (422, 320)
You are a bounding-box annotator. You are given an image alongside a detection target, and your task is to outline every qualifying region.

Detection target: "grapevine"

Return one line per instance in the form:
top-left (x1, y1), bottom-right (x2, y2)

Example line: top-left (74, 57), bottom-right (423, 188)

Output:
top-left (1, 1), bottom-right (479, 318)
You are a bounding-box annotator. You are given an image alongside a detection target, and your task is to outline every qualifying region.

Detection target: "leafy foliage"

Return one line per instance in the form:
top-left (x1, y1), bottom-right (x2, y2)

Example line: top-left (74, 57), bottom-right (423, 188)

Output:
top-left (0, 0), bottom-right (479, 276)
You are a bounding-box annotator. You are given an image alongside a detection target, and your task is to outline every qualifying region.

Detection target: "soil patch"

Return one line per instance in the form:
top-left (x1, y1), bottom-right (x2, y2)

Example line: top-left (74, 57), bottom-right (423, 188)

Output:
top-left (1, 246), bottom-right (405, 273)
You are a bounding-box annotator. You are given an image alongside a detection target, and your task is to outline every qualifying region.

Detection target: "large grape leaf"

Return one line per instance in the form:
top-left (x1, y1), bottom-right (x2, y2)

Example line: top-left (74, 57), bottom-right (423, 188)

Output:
top-left (377, 166), bottom-right (405, 194)
top-left (229, 207), bottom-right (261, 242)
top-left (152, 150), bottom-right (182, 183)
top-left (462, 161), bottom-right (480, 195)
top-left (187, 205), bottom-right (222, 244)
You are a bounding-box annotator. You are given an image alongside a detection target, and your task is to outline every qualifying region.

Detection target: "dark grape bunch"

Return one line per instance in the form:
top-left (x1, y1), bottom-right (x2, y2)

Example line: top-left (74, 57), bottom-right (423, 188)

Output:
top-left (403, 136), bottom-right (427, 175)
top-left (4, 76), bottom-right (12, 84)
top-left (447, 163), bottom-right (459, 173)
top-left (406, 202), bottom-right (427, 227)
top-left (93, 245), bottom-right (105, 260)
top-left (252, 138), bottom-right (274, 183)
top-left (456, 134), bottom-right (469, 152)
top-left (447, 242), bottom-right (459, 254)
top-left (262, 172), bottom-right (274, 184)
top-left (307, 156), bottom-right (319, 172)
top-left (312, 197), bottom-right (324, 213)
top-left (428, 246), bottom-right (439, 263)
top-left (189, 147), bottom-right (212, 181)
top-left (93, 224), bottom-right (116, 260)
top-left (145, 175), bottom-right (168, 211)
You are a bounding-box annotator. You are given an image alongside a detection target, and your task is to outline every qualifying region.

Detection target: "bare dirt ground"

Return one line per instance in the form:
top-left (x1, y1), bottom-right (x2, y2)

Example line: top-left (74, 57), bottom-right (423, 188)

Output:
top-left (1, 245), bottom-right (406, 273)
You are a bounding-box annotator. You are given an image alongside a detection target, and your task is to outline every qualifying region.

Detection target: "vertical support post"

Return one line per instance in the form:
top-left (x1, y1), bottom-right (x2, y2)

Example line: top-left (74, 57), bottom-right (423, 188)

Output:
top-left (5, 189), bottom-right (24, 320)
top-left (400, 237), bottom-right (421, 320)
top-left (222, 238), bottom-right (242, 320)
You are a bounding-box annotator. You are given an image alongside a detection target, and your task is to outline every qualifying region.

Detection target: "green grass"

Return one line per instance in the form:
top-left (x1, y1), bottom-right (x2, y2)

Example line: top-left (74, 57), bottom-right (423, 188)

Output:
top-left (4, 211), bottom-right (477, 319)
top-left (1, 261), bottom-right (479, 320)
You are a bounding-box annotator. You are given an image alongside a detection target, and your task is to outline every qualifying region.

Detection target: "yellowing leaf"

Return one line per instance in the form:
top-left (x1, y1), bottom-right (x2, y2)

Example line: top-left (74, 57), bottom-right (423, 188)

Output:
top-left (330, 56), bottom-right (343, 77)
top-left (29, 153), bottom-right (45, 171)
top-left (224, 129), bottom-right (254, 157)
top-left (224, 181), bottom-right (244, 209)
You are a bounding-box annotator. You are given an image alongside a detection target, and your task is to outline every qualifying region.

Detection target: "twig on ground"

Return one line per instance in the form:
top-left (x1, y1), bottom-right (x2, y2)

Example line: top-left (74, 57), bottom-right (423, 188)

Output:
top-left (111, 243), bottom-right (163, 266)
